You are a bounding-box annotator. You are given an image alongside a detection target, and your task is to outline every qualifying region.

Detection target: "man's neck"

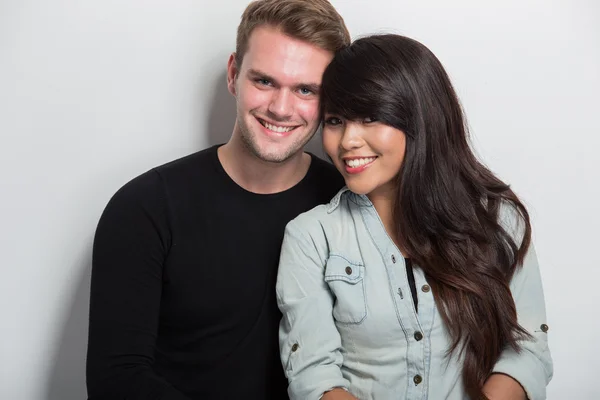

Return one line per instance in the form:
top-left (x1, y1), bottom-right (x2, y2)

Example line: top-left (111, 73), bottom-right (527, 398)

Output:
top-left (218, 137), bottom-right (311, 195)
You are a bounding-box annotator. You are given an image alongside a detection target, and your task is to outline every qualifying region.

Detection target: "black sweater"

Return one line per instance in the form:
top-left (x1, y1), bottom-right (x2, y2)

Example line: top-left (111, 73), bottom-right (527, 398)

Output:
top-left (86, 145), bottom-right (344, 399)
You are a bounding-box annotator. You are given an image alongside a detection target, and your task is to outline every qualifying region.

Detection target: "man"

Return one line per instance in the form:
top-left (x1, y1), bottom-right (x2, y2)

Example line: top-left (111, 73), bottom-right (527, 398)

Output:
top-left (85, 1), bottom-right (350, 399)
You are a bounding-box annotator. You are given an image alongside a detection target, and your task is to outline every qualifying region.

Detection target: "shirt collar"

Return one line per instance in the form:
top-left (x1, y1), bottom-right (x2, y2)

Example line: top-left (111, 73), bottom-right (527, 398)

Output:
top-left (327, 186), bottom-right (373, 213)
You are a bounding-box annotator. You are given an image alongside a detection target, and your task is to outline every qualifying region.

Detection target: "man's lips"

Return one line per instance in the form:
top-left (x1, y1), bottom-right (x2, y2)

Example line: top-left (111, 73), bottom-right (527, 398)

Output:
top-left (256, 117), bottom-right (300, 134)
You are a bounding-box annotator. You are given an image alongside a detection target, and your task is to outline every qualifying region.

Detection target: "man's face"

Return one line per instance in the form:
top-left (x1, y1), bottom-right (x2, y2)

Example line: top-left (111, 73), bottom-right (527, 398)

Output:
top-left (227, 25), bottom-right (333, 163)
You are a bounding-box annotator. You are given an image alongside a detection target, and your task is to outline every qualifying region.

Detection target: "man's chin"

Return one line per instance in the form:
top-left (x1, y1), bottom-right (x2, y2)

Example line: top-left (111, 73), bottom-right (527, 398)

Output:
top-left (240, 123), bottom-right (316, 163)
top-left (256, 141), bottom-right (308, 164)
top-left (254, 147), bottom-right (297, 164)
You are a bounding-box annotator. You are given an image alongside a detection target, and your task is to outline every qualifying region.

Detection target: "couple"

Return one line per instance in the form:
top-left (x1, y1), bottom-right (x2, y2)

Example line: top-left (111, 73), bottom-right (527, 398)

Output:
top-left (86, 0), bottom-right (553, 399)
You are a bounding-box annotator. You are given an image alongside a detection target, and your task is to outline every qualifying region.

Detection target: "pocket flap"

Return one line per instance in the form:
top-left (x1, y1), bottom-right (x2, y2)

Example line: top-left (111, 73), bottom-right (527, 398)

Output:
top-left (324, 255), bottom-right (363, 284)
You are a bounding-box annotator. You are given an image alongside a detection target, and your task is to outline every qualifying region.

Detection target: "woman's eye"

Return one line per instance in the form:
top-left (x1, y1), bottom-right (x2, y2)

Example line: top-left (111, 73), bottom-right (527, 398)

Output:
top-left (324, 117), bottom-right (342, 126)
top-left (364, 116), bottom-right (378, 123)
top-left (299, 87), bottom-right (313, 95)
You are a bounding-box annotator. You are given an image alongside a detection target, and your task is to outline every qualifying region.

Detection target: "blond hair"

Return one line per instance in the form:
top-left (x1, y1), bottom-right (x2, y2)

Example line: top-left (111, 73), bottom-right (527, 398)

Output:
top-left (235, 0), bottom-right (350, 68)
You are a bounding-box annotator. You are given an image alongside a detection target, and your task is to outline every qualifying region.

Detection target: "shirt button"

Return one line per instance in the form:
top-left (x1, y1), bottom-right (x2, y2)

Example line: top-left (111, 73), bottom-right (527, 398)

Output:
top-left (421, 284), bottom-right (431, 293)
top-left (414, 331), bottom-right (423, 341)
top-left (413, 375), bottom-right (423, 385)
top-left (345, 266), bottom-right (352, 275)
top-left (291, 343), bottom-right (299, 352)
top-left (391, 255), bottom-right (396, 263)
top-left (540, 324), bottom-right (549, 332)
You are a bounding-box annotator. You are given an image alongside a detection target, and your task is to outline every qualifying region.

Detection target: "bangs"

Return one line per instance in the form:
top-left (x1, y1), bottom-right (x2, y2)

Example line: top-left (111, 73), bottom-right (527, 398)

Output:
top-left (320, 45), bottom-right (406, 129)
top-left (321, 61), bottom-right (387, 121)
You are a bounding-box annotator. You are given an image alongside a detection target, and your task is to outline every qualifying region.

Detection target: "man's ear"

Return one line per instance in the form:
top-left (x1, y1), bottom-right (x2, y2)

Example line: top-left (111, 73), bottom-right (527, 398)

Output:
top-left (227, 53), bottom-right (238, 96)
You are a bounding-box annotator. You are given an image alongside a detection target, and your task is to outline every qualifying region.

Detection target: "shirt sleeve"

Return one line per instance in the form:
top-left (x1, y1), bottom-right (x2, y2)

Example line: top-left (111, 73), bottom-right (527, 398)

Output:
top-left (492, 208), bottom-right (554, 400)
top-left (86, 170), bottom-right (191, 400)
top-left (276, 219), bottom-right (350, 400)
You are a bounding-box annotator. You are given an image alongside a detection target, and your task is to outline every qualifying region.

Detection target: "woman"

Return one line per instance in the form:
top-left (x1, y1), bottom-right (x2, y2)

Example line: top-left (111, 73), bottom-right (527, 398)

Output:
top-left (276, 34), bottom-right (553, 400)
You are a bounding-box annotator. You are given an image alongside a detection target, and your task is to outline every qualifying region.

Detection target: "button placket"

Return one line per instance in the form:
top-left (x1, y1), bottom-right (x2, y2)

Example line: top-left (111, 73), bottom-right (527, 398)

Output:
top-left (359, 205), bottom-right (429, 394)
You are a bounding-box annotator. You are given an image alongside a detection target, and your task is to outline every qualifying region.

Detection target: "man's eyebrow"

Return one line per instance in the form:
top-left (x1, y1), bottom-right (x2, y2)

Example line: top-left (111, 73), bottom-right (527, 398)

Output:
top-left (247, 69), bottom-right (277, 83)
top-left (247, 69), bottom-right (321, 93)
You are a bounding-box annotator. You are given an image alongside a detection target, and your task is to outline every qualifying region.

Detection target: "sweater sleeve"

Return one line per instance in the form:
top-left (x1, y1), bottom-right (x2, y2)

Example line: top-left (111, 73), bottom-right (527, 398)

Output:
top-left (86, 170), bottom-right (191, 400)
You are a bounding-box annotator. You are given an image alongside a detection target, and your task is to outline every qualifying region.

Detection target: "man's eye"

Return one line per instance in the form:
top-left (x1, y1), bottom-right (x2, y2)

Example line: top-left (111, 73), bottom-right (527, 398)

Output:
top-left (299, 87), bottom-right (313, 95)
top-left (256, 79), bottom-right (271, 86)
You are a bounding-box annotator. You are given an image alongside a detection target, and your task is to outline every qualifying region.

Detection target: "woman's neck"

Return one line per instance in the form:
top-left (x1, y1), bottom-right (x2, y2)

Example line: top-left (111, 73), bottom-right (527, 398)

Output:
top-left (367, 186), bottom-right (407, 256)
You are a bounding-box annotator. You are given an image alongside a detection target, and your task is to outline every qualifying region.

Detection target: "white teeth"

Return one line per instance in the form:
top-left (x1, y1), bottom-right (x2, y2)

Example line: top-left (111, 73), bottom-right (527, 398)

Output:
top-left (261, 120), bottom-right (295, 133)
top-left (345, 157), bottom-right (376, 168)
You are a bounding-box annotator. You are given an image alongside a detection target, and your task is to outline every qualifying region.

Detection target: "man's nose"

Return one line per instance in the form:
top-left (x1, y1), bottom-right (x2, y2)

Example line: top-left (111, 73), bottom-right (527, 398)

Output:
top-left (268, 89), bottom-right (294, 120)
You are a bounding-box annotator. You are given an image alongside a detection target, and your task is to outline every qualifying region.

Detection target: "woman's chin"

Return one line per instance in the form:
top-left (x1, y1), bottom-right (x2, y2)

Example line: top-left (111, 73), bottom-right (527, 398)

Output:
top-left (345, 182), bottom-right (372, 196)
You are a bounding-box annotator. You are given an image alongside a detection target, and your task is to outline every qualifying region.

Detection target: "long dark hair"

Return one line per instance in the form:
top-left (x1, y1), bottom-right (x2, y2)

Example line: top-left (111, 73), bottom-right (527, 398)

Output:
top-left (321, 34), bottom-right (532, 399)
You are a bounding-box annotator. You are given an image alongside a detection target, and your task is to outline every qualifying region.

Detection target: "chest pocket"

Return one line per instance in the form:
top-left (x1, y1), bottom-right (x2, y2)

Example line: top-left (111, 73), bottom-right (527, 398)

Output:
top-left (324, 255), bottom-right (367, 324)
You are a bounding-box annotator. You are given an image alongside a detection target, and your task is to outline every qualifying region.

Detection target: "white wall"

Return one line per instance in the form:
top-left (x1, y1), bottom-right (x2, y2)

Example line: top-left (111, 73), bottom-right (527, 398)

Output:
top-left (0, 1), bottom-right (597, 399)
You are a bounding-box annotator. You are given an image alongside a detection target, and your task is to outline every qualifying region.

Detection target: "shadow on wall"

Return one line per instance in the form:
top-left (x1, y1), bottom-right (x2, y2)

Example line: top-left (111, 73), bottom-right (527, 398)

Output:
top-left (45, 245), bottom-right (92, 400)
top-left (206, 70), bottom-right (328, 160)
top-left (305, 126), bottom-right (327, 161)
top-left (207, 70), bottom-right (236, 147)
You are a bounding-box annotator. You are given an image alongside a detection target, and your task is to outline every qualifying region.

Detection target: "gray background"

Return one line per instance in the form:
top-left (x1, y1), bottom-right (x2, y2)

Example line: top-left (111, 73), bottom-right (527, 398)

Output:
top-left (1, 0), bottom-right (598, 398)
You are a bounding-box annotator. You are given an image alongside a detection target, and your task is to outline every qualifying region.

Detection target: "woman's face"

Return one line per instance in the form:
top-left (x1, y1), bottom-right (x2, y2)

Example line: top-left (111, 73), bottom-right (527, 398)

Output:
top-left (323, 115), bottom-right (407, 199)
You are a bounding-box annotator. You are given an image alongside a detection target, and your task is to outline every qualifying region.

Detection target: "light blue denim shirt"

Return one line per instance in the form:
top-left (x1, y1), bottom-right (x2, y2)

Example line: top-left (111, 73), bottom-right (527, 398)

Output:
top-left (276, 188), bottom-right (553, 400)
